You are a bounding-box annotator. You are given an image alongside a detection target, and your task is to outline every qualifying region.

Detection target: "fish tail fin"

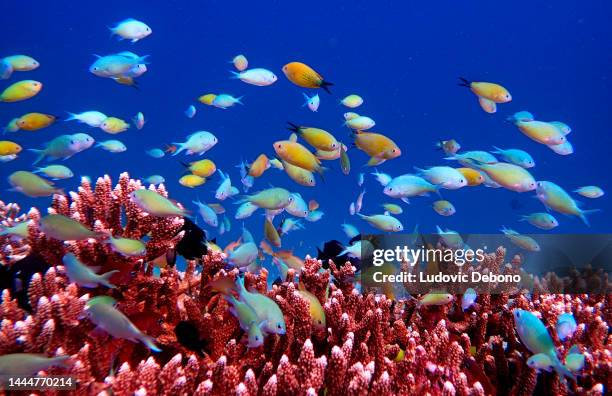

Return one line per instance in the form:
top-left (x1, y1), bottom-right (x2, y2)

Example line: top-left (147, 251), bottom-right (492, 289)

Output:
top-left (65, 112), bottom-right (77, 121)
top-left (229, 71), bottom-right (241, 79)
top-left (321, 80), bottom-right (333, 94)
top-left (29, 149), bottom-right (45, 165)
top-left (518, 215), bottom-right (528, 222)
top-left (413, 166), bottom-right (425, 174)
top-left (139, 334), bottom-right (162, 352)
top-left (435, 141), bottom-right (443, 150)
top-left (137, 55), bottom-right (150, 64)
top-left (443, 155), bottom-right (457, 160)
top-left (98, 270), bottom-right (119, 288)
top-left (302, 93), bottom-right (310, 106)
top-left (550, 354), bottom-right (577, 381)
top-left (236, 276), bottom-right (247, 294)
top-left (491, 146), bottom-right (502, 154)
top-left (171, 143), bottom-right (185, 156)
top-left (457, 77), bottom-right (471, 87)
top-left (579, 209), bottom-right (600, 227)
top-left (286, 121), bottom-right (300, 133)
top-left (235, 96), bottom-right (244, 105)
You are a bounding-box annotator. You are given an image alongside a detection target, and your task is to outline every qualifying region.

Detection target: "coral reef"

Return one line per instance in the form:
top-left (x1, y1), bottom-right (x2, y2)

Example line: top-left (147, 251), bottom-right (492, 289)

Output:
top-left (0, 175), bottom-right (610, 395)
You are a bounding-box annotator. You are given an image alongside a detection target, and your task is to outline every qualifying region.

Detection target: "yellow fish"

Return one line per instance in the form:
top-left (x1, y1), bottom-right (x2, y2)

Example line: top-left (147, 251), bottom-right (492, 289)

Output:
top-left (352, 131), bottom-right (401, 165)
top-left (16, 113), bottom-right (56, 131)
top-left (1, 80), bottom-right (42, 102)
top-left (281, 160), bottom-right (315, 187)
top-left (0, 141), bottom-right (22, 155)
top-left (248, 154), bottom-right (270, 178)
top-left (4, 55), bottom-right (40, 71)
top-left (8, 170), bottom-right (61, 197)
top-left (100, 117), bottom-right (130, 134)
top-left (456, 167), bottom-right (484, 186)
top-left (179, 174), bottom-right (206, 188)
top-left (417, 292), bottom-right (454, 307)
top-left (478, 97), bottom-right (497, 113)
top-left (113, 76), bottom-right (139, 88)
top-left (274, 139), bottom-right (324, 175)
top-left (198, 93), bottom-right (216, 105)
top-left (184, 159), bottom-right (216, 177)
top-left (287, 122), bottom-right (339, 151)
top-left (297, 282), bottom-right (326, 331)
top-left (282, 62), bottom-right (333, 93)
top-left (264, 218), bottom-right (281, 247)
top-left (458, 78), bottom-right (512, 103)
top-left (516, 120), bottom-right (566, 146)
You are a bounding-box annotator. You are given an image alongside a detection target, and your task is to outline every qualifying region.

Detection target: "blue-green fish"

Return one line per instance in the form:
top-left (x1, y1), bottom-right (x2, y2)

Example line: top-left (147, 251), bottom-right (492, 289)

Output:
top-left (513, 309), bottom-right (575, 380)
top-left (358, 213), bottom-right (403, 232)
top-left (227, 242), bottom-right (258, 268)
top-left (0, 353), bottom-right (71, 375)
top-left (564, 345), bottom-right (585, 372)
top-left (285, 193), bottom-right (309, 218)
top-left (89, 53), bottom-right (149, 78)
top-left (193, 199), bottom-right (218, 227)
top-left (461, 288), bottom-right (477, 311)
top-left (33, 164), bottom-right (74, 180)
top-left (144, 175), bottom-right (165, 185)
top-left (29, 134), bottom-right (83, 164)
top-left (527, 353), bottom-right (554, 372)
top-left (236, 276), bottom-right (286, 335)
top-left (491, 146), bottom-right (535, 168)
top-left (225, 294), bottom-right (264, 348)
top-left (371, 169), bottom-right (392, 187)
top-left (520, 212), bottom-right (559, 230)
top-left (106, 235), bottom-right (146, 256)
top-left (146, 148), bottom-right (165, 158)
top-left (305, 210), bottom-right (324, 222)
top-left (536, 181), bottom-right (598, 226)
top-left (556, 312), bottom-right (577, 341)
top-left (383, 174), bottom-right (438, 203)
top-left (341, 223), bottom-right (359, 239)
top-left (212, 94), bottom-right (243, 109)
top-left (445, 150), bottom-right (497, 167)
top-left (62, 253), bottom-right (118, 288)
top-left (507, 110), bottom-right (534, 123)
top-left (86, 296), bottom-right (160, 352)
top-left (501, 227), bottom-right (540, 252)
top-left (238, 187), bottom-right (293, 210)
top-left (96, 139), bottom-right (127, 153)
top-left (235, 201), bottom-right (259, 219)
top-left (573, 186), bottom-right (604, 199)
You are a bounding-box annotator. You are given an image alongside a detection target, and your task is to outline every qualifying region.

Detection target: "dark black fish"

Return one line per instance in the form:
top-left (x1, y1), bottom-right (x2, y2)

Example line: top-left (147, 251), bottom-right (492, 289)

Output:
top-left (175, 217), bottom-right (208, 260)
top-left (0, 254), bottom-right (50, 311)
top-left (317, 239), bottom-right (360, 270)
top-left (174, 320), bottom-right (207, 355)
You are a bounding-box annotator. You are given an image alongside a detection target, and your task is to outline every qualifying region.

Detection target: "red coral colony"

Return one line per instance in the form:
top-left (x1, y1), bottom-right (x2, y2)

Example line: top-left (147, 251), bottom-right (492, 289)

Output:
top-left (0, 174), bottom-right (609, 396)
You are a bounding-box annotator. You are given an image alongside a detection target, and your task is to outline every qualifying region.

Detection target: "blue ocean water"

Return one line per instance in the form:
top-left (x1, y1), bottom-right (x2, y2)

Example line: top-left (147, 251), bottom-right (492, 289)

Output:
top-left (2, 1), bottom-right (611, 258)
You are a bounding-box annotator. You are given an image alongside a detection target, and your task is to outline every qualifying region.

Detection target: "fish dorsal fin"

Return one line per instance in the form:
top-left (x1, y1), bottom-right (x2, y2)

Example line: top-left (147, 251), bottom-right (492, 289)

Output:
top-left (568, 344), bottom-right (581, 355)
top-left (289, 133), bottom-right (298, 142)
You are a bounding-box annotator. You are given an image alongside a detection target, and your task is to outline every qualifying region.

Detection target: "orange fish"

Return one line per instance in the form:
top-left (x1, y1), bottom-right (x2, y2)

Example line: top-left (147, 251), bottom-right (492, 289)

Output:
top-left (16, 113), bottom-right (56, 131)
top-left (308, 199), bottom-right (319, 211)
top-left (206, 275), bottom-right (236, 295)
top-left (282, 62), bottom-right (333, 93)
top-left (248, 154), bottom-right (270, 178)
top-left (164, 144), bottom-right (177, 154)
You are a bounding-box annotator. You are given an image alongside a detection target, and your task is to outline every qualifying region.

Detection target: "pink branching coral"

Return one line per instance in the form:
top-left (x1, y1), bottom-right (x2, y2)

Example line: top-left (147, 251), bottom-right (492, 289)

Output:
top-left (0, 176), bottom-right (610, 395)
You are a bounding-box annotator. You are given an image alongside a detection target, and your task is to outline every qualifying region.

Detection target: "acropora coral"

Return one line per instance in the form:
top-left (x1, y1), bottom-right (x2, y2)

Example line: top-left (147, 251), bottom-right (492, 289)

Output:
top-left (0, 174), bottom-right (609, 395)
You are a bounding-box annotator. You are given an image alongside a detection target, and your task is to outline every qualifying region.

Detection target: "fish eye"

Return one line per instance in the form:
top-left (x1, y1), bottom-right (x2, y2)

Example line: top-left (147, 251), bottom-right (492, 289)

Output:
top-left (255, 336), bottom-right (259, 341)
top-left (277, 324), bottom-right (282, 329)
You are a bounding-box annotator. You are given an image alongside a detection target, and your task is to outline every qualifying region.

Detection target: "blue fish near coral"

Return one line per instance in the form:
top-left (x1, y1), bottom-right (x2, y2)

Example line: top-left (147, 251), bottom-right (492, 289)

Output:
top-left (556, 312), bottom-right (577, 341)
top-left (513, 309), bottom-right (575, 380)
